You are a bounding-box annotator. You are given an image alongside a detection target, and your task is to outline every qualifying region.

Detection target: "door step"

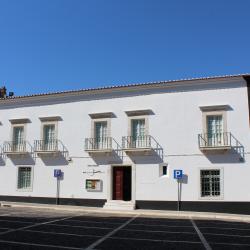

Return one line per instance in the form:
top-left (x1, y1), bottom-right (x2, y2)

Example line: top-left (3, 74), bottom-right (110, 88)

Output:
top-left (103, 200), bottom-right (135, 210)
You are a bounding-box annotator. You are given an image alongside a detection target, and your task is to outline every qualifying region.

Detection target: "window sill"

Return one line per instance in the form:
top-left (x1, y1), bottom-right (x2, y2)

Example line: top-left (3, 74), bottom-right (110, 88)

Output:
top-left (16, 188), bottom-right (33, 192)
top-left (160, 175), bottom-right (169, 178)
top-left (199, 196), bottom-right (224, 201)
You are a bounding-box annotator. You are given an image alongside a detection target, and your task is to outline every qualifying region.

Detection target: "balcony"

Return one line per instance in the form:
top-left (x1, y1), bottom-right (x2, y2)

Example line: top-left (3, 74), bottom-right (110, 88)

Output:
top-left (3, 141), bottom-right (33, 156)
top-left (34, 139), bottom-right (68, 157)
top-left (198, 132), bottom-right (232, 151)
top-left (198, 132), bottom-right (244, 159)
top-left (85, 137), bottom-right (119, 154)
top-left (122, 135), bottom-right (161, 156)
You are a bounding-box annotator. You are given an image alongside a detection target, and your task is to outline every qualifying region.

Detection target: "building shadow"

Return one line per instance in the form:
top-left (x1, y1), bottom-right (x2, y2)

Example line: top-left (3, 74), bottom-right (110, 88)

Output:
top-left (37, 153), bottom-right (69, 166)
top-left (90, 151), bottom-right (123, 165)
top-left (0, 157), bottom-right (5, 166)
top-left (205, 149), bottom-right (245, 164)
top-left (7, 154), bottom-right (35, 165)
top-left (126, 150), bottom-right (164, 164)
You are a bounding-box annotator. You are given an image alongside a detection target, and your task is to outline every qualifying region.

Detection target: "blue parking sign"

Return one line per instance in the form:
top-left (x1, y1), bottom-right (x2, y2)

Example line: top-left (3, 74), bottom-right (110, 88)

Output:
top-left (54, 169), bottom-right (62, 178)
top-left (174, 170), bottom-right (183, 179)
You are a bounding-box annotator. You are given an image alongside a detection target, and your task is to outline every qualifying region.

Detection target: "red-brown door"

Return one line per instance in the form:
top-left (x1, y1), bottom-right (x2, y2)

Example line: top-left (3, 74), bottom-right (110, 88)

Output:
top-left (113, 167), bottom-right (124, 200)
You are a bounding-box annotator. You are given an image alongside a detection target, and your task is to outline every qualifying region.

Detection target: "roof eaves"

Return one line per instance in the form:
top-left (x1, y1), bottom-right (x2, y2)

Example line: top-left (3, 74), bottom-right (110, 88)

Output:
top-left (2, 73), bottom-right (250, 100)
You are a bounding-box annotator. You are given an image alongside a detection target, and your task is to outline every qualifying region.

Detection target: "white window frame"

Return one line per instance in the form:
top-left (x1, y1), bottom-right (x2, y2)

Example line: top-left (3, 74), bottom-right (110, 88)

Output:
top-left (16, 166), bottom-right (34, 192)
top-left (40, 121), bottom-right (58, 141)
top-left (11, 124), bottom-right (26, 142)
top-left (159, 163), bottom-right (169, 178)
top-left (128, 116), bottom-right (149, 137)
top-left (91, 118), bottom-right (111, 138)
top-left (202, 111), bottom-right (227, 134)
top-left (198, 167), bottom-right (224, 200)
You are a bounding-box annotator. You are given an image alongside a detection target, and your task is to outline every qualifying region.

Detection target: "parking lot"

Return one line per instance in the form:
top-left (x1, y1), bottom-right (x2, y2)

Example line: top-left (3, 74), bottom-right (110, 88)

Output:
top-left (0, 207), bottom-right (250, 249)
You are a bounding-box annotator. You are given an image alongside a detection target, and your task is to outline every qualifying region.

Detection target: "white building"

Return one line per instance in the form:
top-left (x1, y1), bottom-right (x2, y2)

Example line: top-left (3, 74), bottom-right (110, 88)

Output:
top-left (0, 74), bottom-right (250, 213)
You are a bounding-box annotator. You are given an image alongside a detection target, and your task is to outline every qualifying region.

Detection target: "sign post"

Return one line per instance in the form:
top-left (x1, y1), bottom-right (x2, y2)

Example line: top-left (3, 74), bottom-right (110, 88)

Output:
top-left (54, 169), bottom-right (62, 205)
top-left (173, 170), bottom-right (183, 211)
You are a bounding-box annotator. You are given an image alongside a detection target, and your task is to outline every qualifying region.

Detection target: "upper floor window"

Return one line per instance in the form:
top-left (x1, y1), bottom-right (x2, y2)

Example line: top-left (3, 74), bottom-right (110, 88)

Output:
top-left (43, 124), bottom-right (56, 141)
top-left (124, 110), bottom-right (152, 150)
top-left (200, 106), bottom-right (228, 148)
top-left (86, 112), bottom-right (114, 151)
top-left (95, 121), bottom-right (107, 139)
top-left (94, 121), bottom-right (108, 149)
top-left (131, 119), bottom-right (145, 138)
top-left (206, 115), bottom-right (223, 146)
top-left (13, 126), bottom-right (25, 144)
top-left (42, 123), bottom-right (57, 150)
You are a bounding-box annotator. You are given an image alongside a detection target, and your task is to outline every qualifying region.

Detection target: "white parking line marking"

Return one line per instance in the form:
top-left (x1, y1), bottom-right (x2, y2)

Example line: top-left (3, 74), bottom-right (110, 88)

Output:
top-left (26, 222), bottom-right (196, 235)
top-left (199, 226), bottom-right (250, 231)
top-left (110, 236), bottom-right (202, 244)
top-left (122, 228), bottom-right (196, 234)
top-left (0, 239), bottom-right (83, 249)
top-left (0, 219), bottom-right (33, 224)
top-left (51, 223), bottom-right (113, 230)
top-left (34, 217), bottom-right (195, 228)
top-left (22, 227), bottom-right (196, 237)
top-left (212, 242), bottom-right (250, 247)
top-left (85, 214), bottom-right (139, 250)
top-left (0, 214), bottom-right (83, 236)
top-left (197, 220), bottom-right (250, 227)
top-left (67, 218), bottom-right (193, 228)
top-left (67, 219), bottom-right (123, 225)
top-left (204, 232), bottom-right (250, 238)
top-left (130, 222), bottom-right (193, 228)
top-left (191, 219), bottom-right (212, 250)
top-left (23, 229), bottom-right (101, 238)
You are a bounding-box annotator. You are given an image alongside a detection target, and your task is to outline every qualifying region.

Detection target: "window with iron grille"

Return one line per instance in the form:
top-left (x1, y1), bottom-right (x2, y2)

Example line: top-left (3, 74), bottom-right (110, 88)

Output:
top-left (200, 170), bottom-right (220, 197)
top-left (17, 167), bottom-right (32, 190)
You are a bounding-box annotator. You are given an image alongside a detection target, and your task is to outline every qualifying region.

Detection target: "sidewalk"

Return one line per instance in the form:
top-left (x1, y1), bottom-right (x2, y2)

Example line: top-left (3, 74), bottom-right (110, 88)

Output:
top-left (1, 201), bottom-right (250, 223)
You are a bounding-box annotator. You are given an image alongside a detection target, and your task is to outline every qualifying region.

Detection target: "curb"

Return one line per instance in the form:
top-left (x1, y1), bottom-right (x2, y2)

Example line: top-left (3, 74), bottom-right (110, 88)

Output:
top-left (1, 201), bottom-right (250, 223)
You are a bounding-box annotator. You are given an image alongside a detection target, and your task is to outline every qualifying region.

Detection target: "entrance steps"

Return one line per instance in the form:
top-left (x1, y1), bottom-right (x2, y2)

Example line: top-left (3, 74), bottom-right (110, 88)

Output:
top-left (103, 200), bottom-right (135, 210)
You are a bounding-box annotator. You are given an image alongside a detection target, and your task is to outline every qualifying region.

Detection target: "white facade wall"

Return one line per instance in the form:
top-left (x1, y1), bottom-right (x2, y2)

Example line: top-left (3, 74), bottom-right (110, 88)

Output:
top-left (0, 77), bottom-right (249, 208)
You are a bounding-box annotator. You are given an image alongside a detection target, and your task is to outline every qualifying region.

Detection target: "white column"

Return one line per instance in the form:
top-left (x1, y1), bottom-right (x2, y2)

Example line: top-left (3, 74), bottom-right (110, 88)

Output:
top-left (106, 165), bottom-right (112, 201)
top-left (131, 164), bottom-right (136, 203)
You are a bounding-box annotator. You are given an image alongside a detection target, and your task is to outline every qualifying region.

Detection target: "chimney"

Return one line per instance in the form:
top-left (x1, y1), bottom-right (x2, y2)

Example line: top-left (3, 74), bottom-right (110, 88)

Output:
top-left (0, 86), bottom-right (7, 98)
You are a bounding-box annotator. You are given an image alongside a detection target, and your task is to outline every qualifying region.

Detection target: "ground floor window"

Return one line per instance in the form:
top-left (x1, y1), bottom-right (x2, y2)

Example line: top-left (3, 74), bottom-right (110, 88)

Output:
top-left (200, 169), bottom-right (220, 197)
top-left (17, 167), bottom-right (32, 190)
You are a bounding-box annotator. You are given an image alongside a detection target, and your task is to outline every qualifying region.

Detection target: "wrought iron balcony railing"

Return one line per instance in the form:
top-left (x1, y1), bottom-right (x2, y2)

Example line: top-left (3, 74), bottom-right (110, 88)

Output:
top-left (3, 141), bottom-right (32, 154)
top-left (122, 135), bottom-right (163, 158)
top-left (198, 132), bottom-right (245, 160)
top-left (85, 137), bottom-right (113, 151)
top-left (34, 139), bottom-right (67, 153)
top-left (198, 132), bottom-right (232, 148)
top-left (122, 135), bottom-right (153, 149)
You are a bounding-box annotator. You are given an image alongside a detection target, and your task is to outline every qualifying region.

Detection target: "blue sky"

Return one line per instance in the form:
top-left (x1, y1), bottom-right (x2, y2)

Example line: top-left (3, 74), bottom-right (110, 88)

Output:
top-left (0, 0), bottom-right (249, 96)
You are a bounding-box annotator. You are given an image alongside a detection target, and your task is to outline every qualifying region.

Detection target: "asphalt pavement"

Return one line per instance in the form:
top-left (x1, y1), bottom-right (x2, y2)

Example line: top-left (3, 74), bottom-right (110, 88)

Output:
top-left (0, 206), bottom-right (250, 249)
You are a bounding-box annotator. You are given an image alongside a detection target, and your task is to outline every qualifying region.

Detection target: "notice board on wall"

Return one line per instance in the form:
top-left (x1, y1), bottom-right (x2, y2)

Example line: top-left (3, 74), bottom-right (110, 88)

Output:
top-left (85, 179), bottom-right (102, 191)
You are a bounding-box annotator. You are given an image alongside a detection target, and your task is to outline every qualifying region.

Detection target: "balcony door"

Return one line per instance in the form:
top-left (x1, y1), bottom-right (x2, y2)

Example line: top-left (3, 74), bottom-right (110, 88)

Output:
top-left (43, 124), bottom-right (56, 150)
top-left (95, 121), bottom-right (107, 149)
top-left (13, 126), bottom-right (24, 151)
top-left (207, 115), bottom-right (223, 146)
top-left (131, 119), bottom-right (145, 147)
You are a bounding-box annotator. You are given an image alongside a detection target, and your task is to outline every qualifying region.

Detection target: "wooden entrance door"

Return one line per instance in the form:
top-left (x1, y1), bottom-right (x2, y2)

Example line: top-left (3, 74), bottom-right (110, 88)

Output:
top-left (113, 167), bottom-right (131, 201)
top-left (113, 167), bottom-right (124, 200)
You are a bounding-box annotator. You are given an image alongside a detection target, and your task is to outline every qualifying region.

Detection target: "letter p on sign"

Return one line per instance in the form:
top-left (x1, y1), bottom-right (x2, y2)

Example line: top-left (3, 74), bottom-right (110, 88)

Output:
top-left (174, 170), bottom-right (183, 179)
